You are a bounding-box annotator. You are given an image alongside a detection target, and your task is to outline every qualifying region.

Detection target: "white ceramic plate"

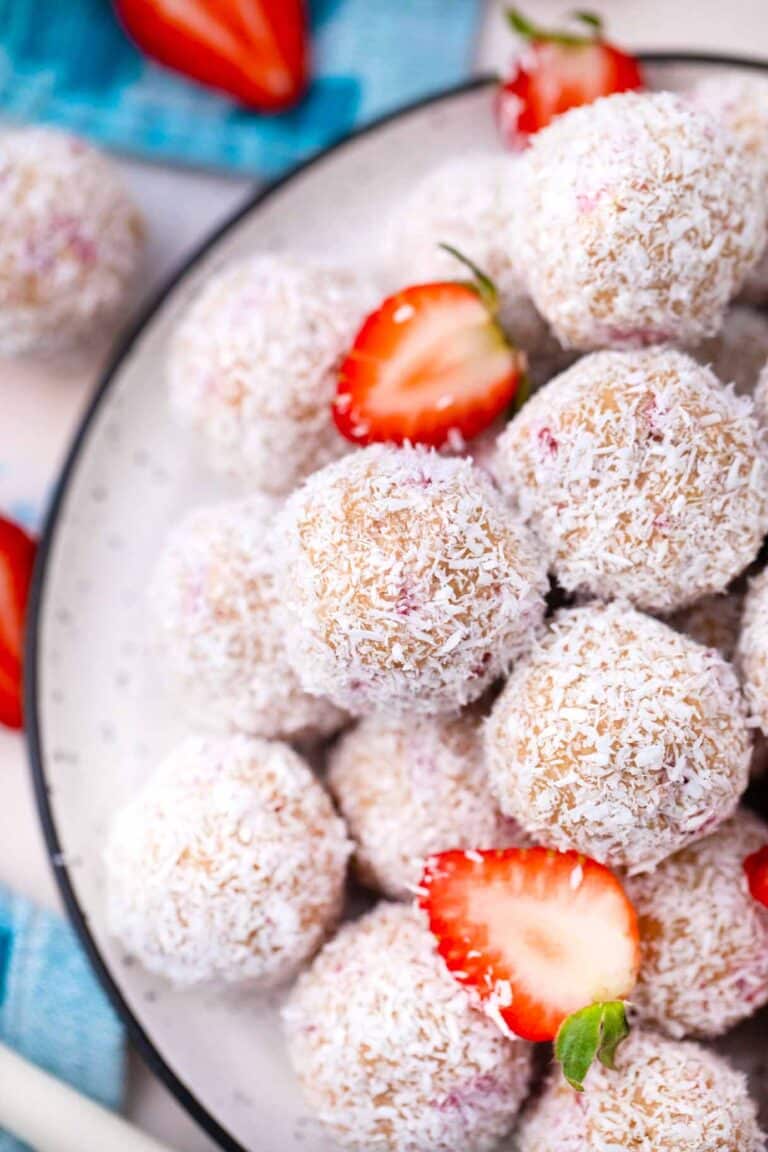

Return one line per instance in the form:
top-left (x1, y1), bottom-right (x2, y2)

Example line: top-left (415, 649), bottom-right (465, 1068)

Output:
top-left (27, 59), bottom-right (768, 1152)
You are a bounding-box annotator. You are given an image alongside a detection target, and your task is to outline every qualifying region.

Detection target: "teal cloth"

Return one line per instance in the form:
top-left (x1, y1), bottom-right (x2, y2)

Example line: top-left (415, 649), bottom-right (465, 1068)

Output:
top-left (0, 888), bottom-right (124, 1152)
top-left (0, 0), bottom-right (482, 176)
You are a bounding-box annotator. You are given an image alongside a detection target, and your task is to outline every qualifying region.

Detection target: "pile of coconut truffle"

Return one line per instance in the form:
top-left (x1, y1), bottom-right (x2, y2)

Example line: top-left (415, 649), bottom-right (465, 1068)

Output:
top-left (105, 86), bottom-right (768, 1152)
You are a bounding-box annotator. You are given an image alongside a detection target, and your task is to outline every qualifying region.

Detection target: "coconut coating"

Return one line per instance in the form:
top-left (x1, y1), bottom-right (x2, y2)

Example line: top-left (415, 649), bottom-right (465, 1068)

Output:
top-left (690, 305), bottom-right (768, 400)
top-left (517, 1029), bottom-right (763, 1152)
top-left (494, 349), bottom-right (768, 612)
top-left (626, 809), bottom-right (768, 1039)
top-left (669, 591), bottom-right (768, 779)
top-left (105, 735), bottom-right (351, 987)
top-left (168, 255), bottom-right (372, 494)
top-left (485, 603), bottom-right (751, 874)
top-left (149, 495), bottom-right (346, 742)
top-left (282, 903), bottom-right (532, 1152)
top-left (0, 127), bottom-right (143, 356)
top-left (667, 591), bottom-right (744, 663)
top-left (384, 154), bottom-right (559, 365)
top-left (517, 91), bottom-right (766, 350)
top-left (738, 568), bottom-right (768, 735)
top-left (691, 75), bottom-right (768, 174)
top-left (755, 358), bottom-right (768, 425)
top-left (327, 710), bottom-right (523, 899)
top-left (277, 444), bottom-right (548, 715)
top-left (690, 75), bottom-right (768, 306)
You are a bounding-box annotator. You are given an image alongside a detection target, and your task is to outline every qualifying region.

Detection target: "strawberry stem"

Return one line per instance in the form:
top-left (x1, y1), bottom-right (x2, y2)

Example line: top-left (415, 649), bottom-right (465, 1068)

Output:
top-left (438, 243), bottom-right (499, 314)
top-left (506, 7), bottom-right (604, 46)
top-left (554, 1001), bottom-right (630, 1092)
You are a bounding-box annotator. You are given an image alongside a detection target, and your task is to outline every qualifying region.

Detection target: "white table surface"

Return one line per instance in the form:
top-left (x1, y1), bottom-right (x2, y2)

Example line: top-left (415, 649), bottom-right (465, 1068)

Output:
top-left (2, 4), bottom-right (768, 1149)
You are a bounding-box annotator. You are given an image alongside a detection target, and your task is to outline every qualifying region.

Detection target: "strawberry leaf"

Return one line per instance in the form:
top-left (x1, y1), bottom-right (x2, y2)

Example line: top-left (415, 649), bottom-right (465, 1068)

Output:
top-left (570, 10), bottom-right (604, 37)
top-left (438, 243), bottom-right (500, 315)
top-left (506, 6), bottom-right (602, 47)
top-left (555, 1001), bottom-right (630, 1091)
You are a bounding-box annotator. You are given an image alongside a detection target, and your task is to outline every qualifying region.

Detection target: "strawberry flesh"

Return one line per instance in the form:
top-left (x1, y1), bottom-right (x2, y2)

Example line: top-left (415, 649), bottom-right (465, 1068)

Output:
top-left (496, 22), bottom-right (643, 148)
top-left (420, 846), bottom-right (640, 1043)
top-left (333, 282), bottom-right (523, 448)
top-left (0, 516), bottom-right (36, 731)
top-left (744, 845), bottom-right (768, 908)
top-left (115, 0), bottom-right (308, 111)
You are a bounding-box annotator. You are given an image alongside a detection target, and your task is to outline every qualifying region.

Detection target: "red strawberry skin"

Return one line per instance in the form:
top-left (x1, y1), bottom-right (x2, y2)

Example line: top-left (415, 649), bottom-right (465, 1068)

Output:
top-left (419, 847), bottom-right (640, 1043)
top-left (497, 40), bottom-right (643, 150)
top-left (114, 0), bottom-right (309, 111)
top-left (0, 516), bottom-right (36, 730)
top-left (744, 846), bottom-right (768, 908)
top-left (333, 282), bottom-right (523, 449)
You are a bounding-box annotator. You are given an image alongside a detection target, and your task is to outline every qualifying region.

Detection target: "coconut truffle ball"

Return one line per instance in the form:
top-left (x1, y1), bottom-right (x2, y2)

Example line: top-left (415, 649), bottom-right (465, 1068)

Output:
top-left (0, 127), bottom-right (143, 356)
top-left (738, 568), bottom-right (768, 735)
top-left (283, 902), bottom-right (532, 1152)
top-left (690, 76), bottom-right (768, 305)
top-left (327, 710), bottom-right (522, 899)
top-left (670, 590), bottom-right (768, 779)
top-left (168, 255), bottom-right (372, 494)
top-left (149, 495), bottom-right (345, 742)
top-left (624, 809), bottom-right (768, 1039)
top-left (755, 358), bottom-right (768, 425)
top-left (691, 75), bottom-right (768, 174)
top-left (517, 1028), bottom-right (763, 1152)
top-left (486, 602), bottom-right (751, 874)
top-left (517, 91), bottom-right (766, 350)
top-left (105, 735), bottom-right (350, 986)
top-left (666, 591), bottom-right (744, 662)
top-left (690, 305), bottom-right (768, 399)
top-left (494, 349), bottom-right (768, 613)
top-left (384, 154), bottom-right (558, 364)
top-left (277, 445), bottom-right (548, 715)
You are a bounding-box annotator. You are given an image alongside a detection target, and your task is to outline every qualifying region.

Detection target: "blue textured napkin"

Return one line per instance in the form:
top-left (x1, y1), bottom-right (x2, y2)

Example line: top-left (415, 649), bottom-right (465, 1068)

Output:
top-left (0, 0), bottom-right (482, 176)
top-left (0, 888), bottom-right (124, 1152)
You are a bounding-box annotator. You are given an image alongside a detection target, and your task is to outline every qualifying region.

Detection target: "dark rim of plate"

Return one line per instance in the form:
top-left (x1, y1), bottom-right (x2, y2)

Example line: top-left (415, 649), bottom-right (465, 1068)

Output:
top-left (23, 55), bottom-right (768, 1152)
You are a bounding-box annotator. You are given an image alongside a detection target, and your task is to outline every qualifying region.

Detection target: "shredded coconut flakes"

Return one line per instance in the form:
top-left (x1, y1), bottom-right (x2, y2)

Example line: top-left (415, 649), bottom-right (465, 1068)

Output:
top-left (327, 708), bottom-right (524, 899)
top-left (105, 734), bottom-right (351, 986)
top-left (517, 1028), bottom-right (764, 1152)
top-left (485, 602), bottom-right (751, 874)
top-left (168, 254), bottom-right (374, 494)
top-left (148, 494), bottom-right (346, 741)
top-left (282, 903), bottom-right (532, 1152)
top-left (494, 348), bottom-right (768, 612)
top-left (516, 91), bottom-right (767, 349)
top-left (626, 808), bottom-right (768, 1038)
top-left (0, 126), bottom-right (143, 354)
top-left (276, 444), bottom-right (548, 715)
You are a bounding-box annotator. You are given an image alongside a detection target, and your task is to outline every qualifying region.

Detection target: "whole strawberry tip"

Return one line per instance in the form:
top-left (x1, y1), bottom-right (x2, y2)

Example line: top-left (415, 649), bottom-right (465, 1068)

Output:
top-left (554, 1000), bottom-right (630, 1092)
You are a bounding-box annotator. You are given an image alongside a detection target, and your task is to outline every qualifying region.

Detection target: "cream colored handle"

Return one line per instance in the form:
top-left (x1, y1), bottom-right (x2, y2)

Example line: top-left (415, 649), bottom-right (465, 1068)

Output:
top-left (0, 1042), bottom-right (177, 1152)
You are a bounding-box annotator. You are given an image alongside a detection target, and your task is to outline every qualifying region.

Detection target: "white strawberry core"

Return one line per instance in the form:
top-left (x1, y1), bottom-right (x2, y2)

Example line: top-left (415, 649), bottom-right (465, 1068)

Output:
top-left (468, 867), bottom-right (637, 1016)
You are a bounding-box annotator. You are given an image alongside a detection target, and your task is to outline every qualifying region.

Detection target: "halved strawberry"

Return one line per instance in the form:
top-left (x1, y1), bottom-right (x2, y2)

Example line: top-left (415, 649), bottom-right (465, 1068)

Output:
top-left (419, 846), bottom-right (640, 1043)
top-left (114, 0), bottom-right (308, 112)
top-left (333, 250), bottom-right (524, 448)
top-left (0, 516), bottom-right (36, 730)
top-left (744, 845), bottom-right (768, 907)
top-left (496, 9), bottom-right (643, 150)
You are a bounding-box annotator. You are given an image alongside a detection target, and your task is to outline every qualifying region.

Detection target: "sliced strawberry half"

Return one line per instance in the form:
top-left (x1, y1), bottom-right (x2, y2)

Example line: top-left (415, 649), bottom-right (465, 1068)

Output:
top-left (496, 9), bottom-right (643, 150)
top-left (0, 516), bottom-right (36, 731)
top-left (744, 845), bottom-right (768, 908)
top-left (114, 0), bottom-right (309, 111)
top-left (419, 846), bottom-right (640, 1043)
top-left (333, 251), bottom-right (524, 448)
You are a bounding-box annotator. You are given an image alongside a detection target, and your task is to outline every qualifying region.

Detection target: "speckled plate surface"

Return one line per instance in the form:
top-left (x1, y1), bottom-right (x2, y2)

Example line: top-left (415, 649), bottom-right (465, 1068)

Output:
top-left (26, 58), bottom-right (768, 1152)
